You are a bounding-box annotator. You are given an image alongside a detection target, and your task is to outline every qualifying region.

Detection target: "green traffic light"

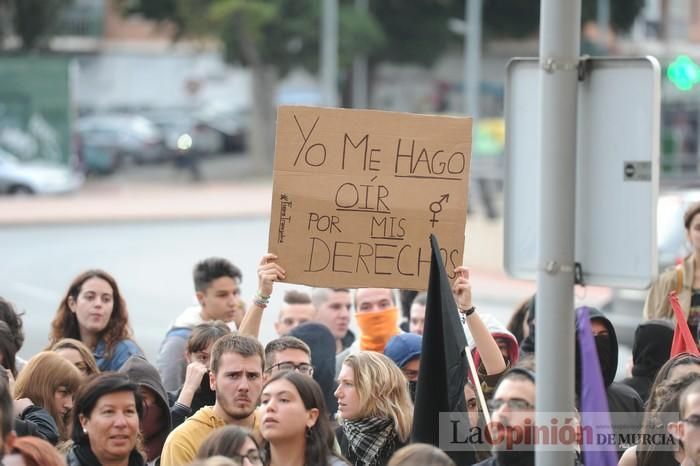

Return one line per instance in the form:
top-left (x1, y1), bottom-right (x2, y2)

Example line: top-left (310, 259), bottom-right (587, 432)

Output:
top-left (667, 55), bottom-right (700, 91)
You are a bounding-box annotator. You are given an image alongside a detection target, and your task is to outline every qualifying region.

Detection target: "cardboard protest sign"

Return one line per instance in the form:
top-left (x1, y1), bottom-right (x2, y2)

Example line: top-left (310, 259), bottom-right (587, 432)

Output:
top-left (268, 106), bottom-right (472, 290)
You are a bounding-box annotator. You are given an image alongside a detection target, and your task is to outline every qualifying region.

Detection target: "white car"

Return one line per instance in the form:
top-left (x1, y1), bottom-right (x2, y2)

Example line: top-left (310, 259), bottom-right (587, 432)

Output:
top-left (0, 148), bottom-right (84, 195)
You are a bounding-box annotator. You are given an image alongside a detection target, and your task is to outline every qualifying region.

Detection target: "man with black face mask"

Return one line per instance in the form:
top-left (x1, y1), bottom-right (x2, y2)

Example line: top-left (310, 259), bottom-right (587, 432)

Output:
top-left (384, 333), bottom-right (421, 402)
top-left (575, 308), bottom-right (643, 457)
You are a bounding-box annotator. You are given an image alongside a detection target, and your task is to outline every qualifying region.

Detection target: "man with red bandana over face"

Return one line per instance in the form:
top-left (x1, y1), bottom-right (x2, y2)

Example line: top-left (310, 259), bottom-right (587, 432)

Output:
top-left (334, 288), bottom-right (402, 376)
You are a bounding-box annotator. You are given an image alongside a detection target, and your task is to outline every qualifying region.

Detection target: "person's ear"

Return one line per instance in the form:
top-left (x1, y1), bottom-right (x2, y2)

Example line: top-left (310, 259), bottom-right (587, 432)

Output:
top-left (306, 408), bottom-right (320, 428)
top-left (79, 413), bottom-right (89, 432)
top-left (196, 291), bottom-right (206, 307)
top-left (209, 370), bottom-right (217, 392)
top-left (668, 421), bottom-right (684, 442)
top-left (184, 351), bottom-right (192, 364)
top-left (68, 296), bottom-right (77, 313)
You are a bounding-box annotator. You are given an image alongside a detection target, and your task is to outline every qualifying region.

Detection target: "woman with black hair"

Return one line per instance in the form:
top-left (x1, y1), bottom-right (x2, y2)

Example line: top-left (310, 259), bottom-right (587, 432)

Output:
top-left (260, 370), bottom-right (347, 466)
top-left (66, 373), bottom-right (145, 466)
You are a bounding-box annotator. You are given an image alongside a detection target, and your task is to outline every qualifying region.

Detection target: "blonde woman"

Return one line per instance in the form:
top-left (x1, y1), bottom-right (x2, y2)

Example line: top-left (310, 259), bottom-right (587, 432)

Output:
top-left (334, 352), bottom-right (413, 466)
top-left (14, 351), bottom-right (82, 443)
top-left (50, 338), bottom-right (99, 378)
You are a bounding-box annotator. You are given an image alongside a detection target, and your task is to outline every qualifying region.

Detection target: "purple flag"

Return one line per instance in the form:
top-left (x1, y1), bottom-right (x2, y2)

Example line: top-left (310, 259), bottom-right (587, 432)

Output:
top-left (576, 307), bottom-right (618, 466)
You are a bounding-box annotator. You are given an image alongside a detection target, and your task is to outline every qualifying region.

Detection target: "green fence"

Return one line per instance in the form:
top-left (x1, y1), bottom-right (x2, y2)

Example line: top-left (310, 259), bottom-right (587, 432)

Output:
top-left (0, 56), bottom-right (73, 166)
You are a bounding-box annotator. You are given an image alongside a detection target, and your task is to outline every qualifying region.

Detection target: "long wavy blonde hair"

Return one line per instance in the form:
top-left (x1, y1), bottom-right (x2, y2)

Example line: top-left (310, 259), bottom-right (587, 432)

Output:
top-left (341, 352), bottom-right (413, 442)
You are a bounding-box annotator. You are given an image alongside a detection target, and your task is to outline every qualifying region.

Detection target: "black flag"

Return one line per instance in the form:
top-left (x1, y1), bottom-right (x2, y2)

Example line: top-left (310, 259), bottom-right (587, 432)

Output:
top-left (411, 234), bottom-right (475, 464)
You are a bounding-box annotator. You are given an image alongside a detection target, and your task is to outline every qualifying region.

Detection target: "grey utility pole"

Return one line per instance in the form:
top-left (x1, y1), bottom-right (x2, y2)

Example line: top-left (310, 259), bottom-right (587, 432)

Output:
top-left (597, 0), bottom-right (610, 52)
top-left (321, 0), bottom-right (339, 106)
top-left (464, 0), bottom-right (482, 120)
top-left (535, 0), bottom-right (581, 464)
top-left (352, 0), bottom-right (369, 108)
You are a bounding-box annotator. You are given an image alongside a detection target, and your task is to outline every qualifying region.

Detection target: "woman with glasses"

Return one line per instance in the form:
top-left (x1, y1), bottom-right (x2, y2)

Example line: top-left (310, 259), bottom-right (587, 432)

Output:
top-left (261, 370), bottom-right (347, 466)
top-left (335, 352), bottom-right (412, 466)
top-left (49, 269), bottom-right (143, 372)
top-left (195, 425), bottom-right (262, 465)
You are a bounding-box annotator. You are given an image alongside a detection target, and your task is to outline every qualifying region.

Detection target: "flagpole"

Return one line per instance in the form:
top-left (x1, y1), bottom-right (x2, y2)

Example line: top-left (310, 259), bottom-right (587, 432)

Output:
top-left (536, 0), bottom-right (580, 464)
top-left (465, 345), bottom-right (492, 425)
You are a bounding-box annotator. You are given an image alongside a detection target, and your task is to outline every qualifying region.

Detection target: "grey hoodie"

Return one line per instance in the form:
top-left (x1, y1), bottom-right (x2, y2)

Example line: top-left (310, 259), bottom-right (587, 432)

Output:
top-left (120, 356), bottom-right (173, 465)
top-left (155, 306), bottom-right (236, 391)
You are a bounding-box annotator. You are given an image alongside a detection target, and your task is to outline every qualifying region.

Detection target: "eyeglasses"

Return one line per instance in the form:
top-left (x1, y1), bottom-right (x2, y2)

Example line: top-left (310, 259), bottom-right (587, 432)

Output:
top-left (681, 415), bottom-right (700, 428)
top-left (266, 361), bottom-right (314, 375)
top-left (231, 450), bottom-right (263, 465)
top-left (487, 398), bottom-right (534, 411)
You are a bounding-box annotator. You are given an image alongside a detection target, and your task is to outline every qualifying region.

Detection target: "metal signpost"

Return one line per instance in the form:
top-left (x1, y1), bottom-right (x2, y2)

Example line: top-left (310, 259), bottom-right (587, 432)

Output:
top-left (536, 1), bottom-right (580, 464)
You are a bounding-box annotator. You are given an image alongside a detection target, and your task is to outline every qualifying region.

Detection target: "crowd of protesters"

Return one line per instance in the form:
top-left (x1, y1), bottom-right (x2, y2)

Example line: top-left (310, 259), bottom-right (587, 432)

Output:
top-left (0, 200), bottom-right (699, 466)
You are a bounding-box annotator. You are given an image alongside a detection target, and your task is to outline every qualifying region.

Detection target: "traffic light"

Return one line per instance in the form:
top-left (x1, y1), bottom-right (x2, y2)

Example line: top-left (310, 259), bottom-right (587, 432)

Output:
top-left (667, 55), bottom-right (700, 91)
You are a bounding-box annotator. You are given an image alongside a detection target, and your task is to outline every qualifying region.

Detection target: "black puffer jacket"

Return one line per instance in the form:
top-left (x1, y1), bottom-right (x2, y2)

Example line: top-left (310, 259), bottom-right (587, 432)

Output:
top-left (15, 405), bottom-right (59, 445)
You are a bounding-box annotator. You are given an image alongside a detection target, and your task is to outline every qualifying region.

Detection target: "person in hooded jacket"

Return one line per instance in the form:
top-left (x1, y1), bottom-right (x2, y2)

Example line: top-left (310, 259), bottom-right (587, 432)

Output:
top-left (120, 356), bottom-right (172, 466)
top-left (463, 313), bottom-right (520, 401)
top-left (384, 333), bottom-right (421, 403)
top-left (575, 307), bottom-right (644, 456)
top-left (167, 321), bottom-right (230, 429)
top-left (289, 322), bottom-right (339, 416)
top-left (620, 319), bottom-right (674, 404)
top-left (156, 258), bottom-right (244, 391)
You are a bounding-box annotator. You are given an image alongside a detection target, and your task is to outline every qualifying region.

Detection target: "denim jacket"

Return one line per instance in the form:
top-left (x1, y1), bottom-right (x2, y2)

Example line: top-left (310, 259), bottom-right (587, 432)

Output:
top-left (94, 338), bottom-right (142, 372)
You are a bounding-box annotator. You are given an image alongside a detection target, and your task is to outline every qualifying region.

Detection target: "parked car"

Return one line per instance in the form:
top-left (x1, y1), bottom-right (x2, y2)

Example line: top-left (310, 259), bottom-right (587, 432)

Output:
top-left (603, 189), bottom-right (700, 345)
top-left (76, 114), bottom-right (167, 165)
top-left (144, 110), bottom-right (224, 156)
top-left (0, 148), bottom-right (83, 195)
top-left (193, 104), bottom-right (248, 152)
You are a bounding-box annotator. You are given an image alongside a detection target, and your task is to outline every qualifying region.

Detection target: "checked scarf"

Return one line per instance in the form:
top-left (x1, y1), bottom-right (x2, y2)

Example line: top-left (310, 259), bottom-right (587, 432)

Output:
top-left (343, 417), bottom-right (396, 466)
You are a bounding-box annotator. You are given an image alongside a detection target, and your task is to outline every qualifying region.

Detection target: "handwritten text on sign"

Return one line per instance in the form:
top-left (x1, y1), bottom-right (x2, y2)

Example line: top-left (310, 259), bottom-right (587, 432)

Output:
top-left (268, 106), bottom-right (472, 290)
